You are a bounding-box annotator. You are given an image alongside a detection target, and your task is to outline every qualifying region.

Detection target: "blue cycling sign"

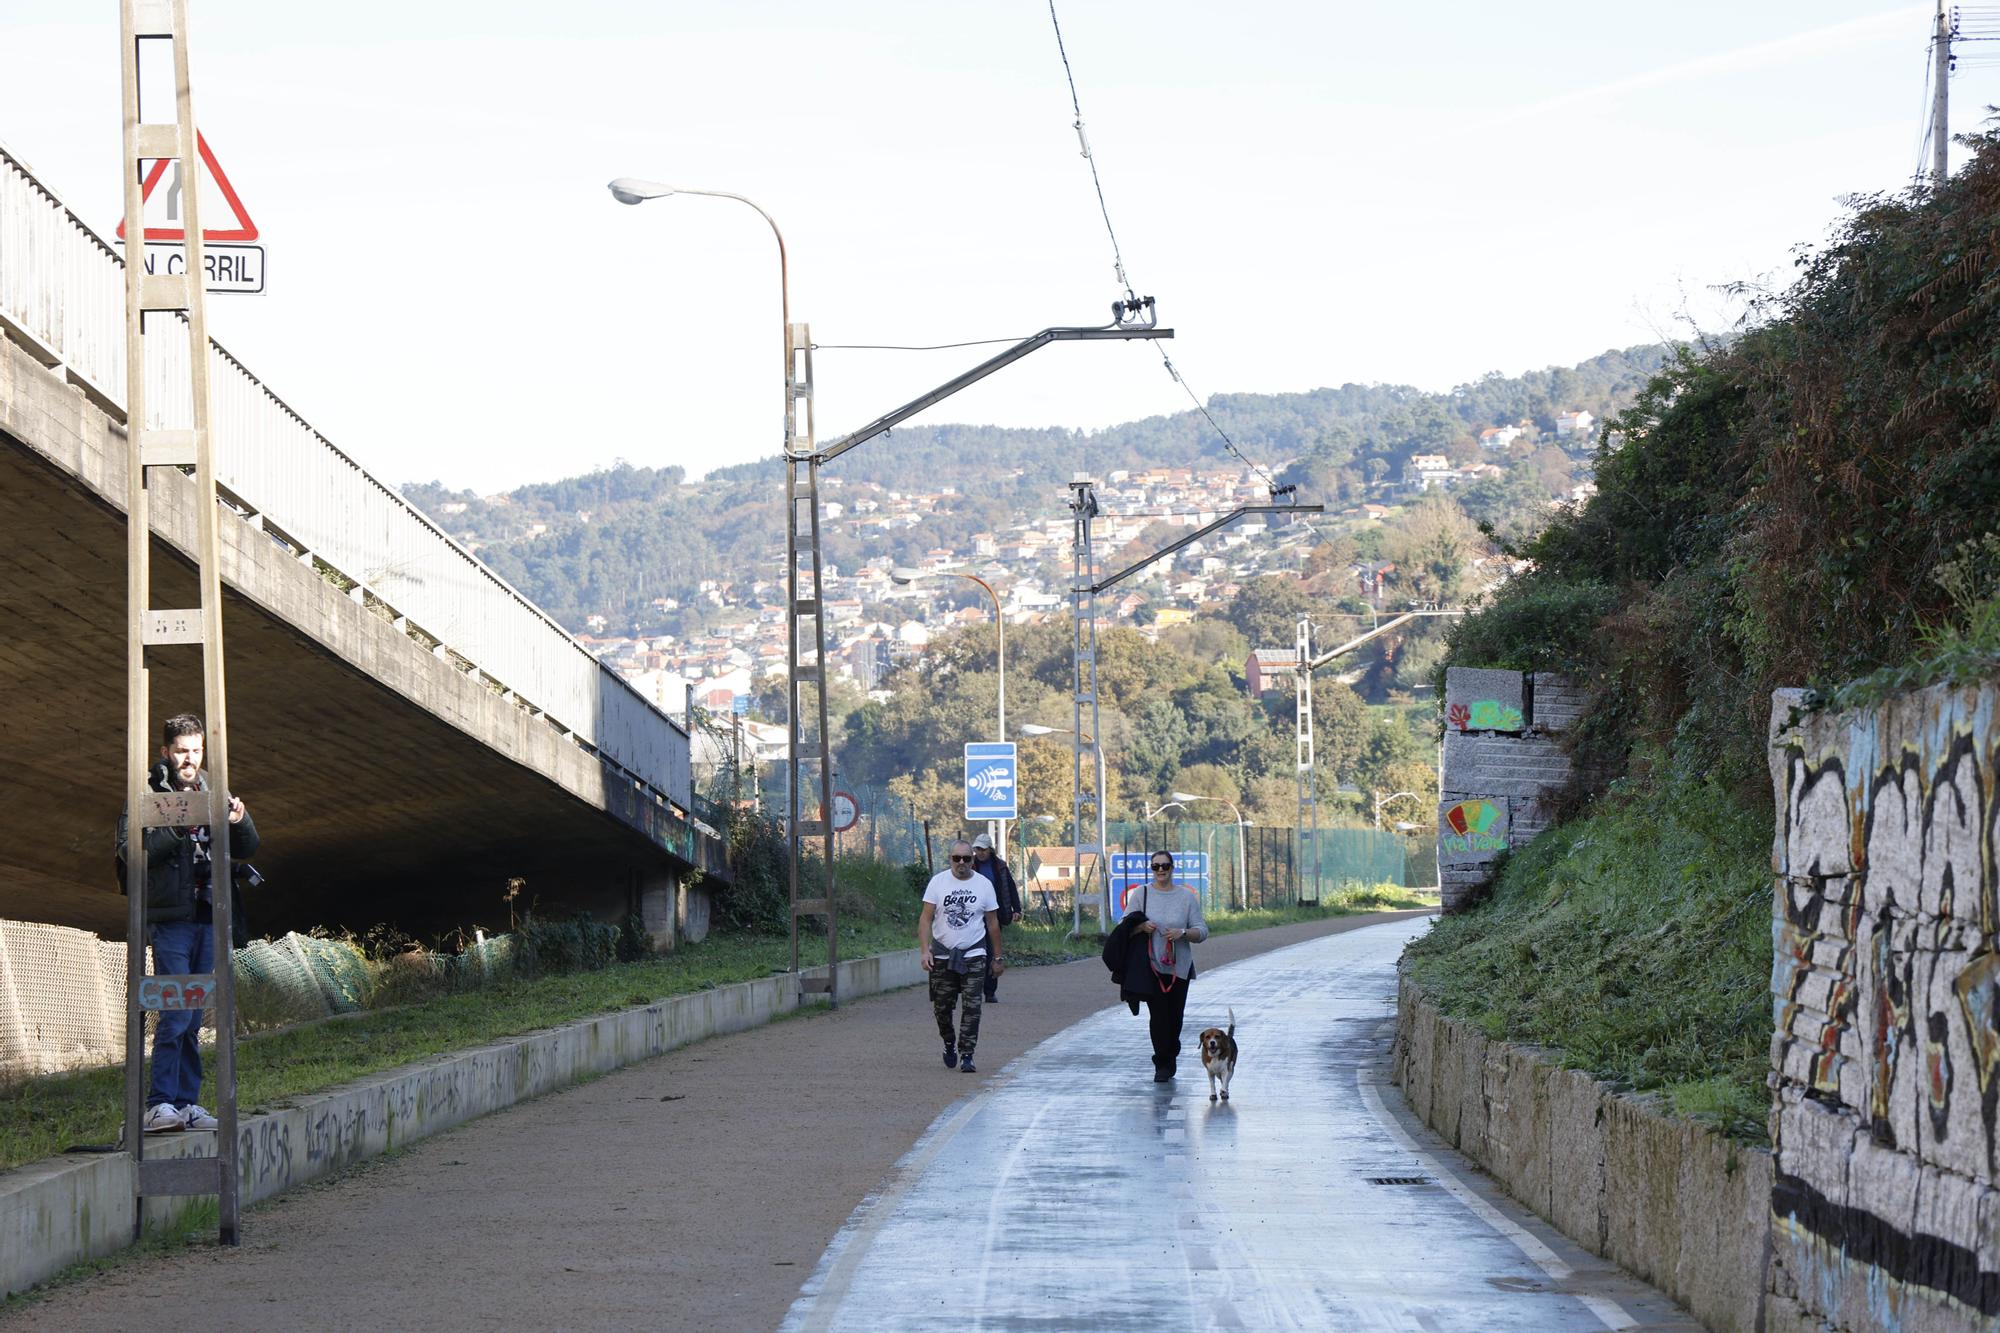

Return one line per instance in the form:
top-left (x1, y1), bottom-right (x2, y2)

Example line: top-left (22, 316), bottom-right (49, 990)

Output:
top-left (963, 742), bottom-right (1017, 819)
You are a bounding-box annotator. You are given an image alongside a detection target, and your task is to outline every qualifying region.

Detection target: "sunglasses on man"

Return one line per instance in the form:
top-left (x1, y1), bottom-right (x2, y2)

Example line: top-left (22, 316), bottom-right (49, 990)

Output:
top-left (950, 854), bottom-right (974, 863)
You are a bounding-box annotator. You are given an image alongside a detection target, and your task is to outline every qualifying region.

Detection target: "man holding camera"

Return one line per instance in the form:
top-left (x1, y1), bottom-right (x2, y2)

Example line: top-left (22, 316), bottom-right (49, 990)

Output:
top-left (116, 712), bottom-right (259, 1133)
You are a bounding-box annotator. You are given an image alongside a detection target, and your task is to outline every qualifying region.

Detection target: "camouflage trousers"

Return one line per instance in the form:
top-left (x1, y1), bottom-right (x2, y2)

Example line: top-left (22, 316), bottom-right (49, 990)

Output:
top-left (929, 956), bottom-right (988, 1056)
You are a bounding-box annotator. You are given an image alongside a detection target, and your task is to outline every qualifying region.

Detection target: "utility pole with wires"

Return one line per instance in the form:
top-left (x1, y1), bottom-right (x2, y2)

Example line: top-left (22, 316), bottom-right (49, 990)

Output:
top-left (1934, 1), bottom-right (1956, 184)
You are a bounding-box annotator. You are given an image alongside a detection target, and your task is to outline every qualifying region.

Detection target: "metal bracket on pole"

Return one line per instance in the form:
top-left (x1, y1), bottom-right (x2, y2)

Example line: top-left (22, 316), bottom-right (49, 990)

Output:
top-left (791, 306), bottom-right (1174, 944)
top-left (814, 306), bottom-right (1171, 465)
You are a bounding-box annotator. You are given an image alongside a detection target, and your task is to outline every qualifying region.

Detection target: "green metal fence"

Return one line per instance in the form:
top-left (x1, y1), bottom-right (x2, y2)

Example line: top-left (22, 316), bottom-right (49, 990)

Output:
top-left (1100, 820), bottom-right (1409, 913)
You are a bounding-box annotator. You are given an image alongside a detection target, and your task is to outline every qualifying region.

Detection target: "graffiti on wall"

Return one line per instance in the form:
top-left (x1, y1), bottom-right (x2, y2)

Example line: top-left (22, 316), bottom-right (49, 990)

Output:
top-left (1768, 683), bottom-right (2000, 1327)
top-left (1438, 798), bottom-right (1509, 858)
top-left (1447, 699), bottom-right (1525, 733)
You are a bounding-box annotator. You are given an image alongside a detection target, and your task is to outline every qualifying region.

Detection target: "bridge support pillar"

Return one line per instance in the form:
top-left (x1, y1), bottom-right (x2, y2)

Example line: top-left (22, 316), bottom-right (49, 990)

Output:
top-left (639, 868), bottom-right (679, 952)
top-left (677, 876), bottom-right (711, 946)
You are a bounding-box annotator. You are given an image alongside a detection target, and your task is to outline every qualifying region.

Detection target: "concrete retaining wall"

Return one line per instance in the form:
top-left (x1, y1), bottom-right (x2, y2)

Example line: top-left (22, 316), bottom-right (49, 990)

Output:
top-left (1765, 678), bottom-right (2000, 1332)
top-left (0, 948), bottom-right (923, 1296)
top-left (1394, 974), bottom-right (1775, 1332)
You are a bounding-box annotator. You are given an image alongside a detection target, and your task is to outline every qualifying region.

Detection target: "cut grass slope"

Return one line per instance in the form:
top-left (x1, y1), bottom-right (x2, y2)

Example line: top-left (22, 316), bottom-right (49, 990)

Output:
top-left (1402, 776), bottom-right (1773, 1143)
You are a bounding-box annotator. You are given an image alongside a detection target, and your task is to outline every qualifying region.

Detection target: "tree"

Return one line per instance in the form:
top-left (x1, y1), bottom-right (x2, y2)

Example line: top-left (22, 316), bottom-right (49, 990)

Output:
top-left (1382, 494), bottom-right (1484, 607)
top-left (1224, 575), bottom-right (1315, 649)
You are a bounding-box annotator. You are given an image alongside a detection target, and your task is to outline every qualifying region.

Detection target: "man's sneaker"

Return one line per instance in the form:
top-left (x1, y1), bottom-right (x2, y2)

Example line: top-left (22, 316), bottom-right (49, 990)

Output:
top-left (180, 1103), bottom-right (219, 1131)
top-left (960, 1055), bottom-right (977, 1074)
top-left (141, 1103), bottom-right (184, 1134)
top-left (942, 1045), bottom-right (957, 1068)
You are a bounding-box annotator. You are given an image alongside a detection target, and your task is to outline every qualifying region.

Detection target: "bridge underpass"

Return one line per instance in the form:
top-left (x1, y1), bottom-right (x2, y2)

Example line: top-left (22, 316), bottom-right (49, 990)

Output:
top-left (0, 146), bottom-right (723, 945)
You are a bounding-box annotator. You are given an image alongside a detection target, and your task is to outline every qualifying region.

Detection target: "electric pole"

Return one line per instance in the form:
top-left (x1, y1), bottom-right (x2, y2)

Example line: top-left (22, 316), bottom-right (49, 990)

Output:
top-left (1934, 1), bottom-right (1954, 185)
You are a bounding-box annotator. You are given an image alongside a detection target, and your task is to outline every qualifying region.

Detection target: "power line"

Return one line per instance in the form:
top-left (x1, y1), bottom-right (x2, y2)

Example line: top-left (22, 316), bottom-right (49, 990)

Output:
top-left (1044, 1), bottom-right (1287, 499)
top-left (1048, 0), bottom-right (1135, 302)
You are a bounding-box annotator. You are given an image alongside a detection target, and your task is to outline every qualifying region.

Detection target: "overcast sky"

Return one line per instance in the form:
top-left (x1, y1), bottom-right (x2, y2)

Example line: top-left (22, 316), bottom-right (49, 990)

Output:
top-left (0, 2), bottom-right (1973, 492)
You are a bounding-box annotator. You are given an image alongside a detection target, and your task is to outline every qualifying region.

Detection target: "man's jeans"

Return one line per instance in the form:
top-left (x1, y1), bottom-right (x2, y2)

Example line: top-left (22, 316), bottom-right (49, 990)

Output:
top-left (147, 919), bottom-right (212, 1108)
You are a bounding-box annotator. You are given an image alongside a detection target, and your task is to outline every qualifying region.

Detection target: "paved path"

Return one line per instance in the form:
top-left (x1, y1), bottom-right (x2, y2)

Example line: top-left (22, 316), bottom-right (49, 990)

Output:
top-left (785, 918), bottom-right (1697, 1332)
top-left (5, 913), bottom-right (1693, 1331)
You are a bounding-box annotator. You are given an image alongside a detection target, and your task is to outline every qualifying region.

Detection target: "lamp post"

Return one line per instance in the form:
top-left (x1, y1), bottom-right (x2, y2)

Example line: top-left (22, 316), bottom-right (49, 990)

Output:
top-left (1020, 722), bottom-right (1106, 936)
top-left (607, 178), bottom-right (790, 385)
top-left (609, 175), bottom-right (837, 983)
top-left (1374, 789), bottom-right (1425, 830)
top-left (893, 567), bottom-right (1006, 857)
top-left (1169, 790), bottom-right (1249, 912)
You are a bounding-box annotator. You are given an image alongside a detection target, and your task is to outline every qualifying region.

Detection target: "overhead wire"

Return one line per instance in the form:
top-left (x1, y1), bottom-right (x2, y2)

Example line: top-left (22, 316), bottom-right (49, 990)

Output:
top-left (1045, 0), bottom-right (1287, 499)
top-left (1915, 28), bottom-right (1937, 183)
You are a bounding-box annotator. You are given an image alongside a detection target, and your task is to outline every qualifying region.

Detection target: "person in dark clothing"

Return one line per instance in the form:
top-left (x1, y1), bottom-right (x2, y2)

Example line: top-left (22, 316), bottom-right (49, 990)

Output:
top-left (1119, 850), bottom-right (1207, 1082)
top-left (969, 832), bottom-right (1021, 1001)
top-left (115, 713), bottom-right (259, 1133)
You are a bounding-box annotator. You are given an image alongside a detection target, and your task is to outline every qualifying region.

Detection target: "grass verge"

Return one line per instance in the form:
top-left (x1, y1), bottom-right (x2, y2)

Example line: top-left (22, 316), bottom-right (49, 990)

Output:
top-left (1401, 776), bottom-right (1774, 1144)
top-left (0, 871), bottom-right (1426, 1173)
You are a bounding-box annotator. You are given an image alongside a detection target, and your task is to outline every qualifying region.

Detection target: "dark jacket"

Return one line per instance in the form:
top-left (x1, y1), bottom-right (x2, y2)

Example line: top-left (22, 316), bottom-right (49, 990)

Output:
top-left (1103, 907), bottom-right (1148, 986)
top-left (974, 853), bottom-right (1022, 925)
top-left (116, 761), bottom-right (260, 937)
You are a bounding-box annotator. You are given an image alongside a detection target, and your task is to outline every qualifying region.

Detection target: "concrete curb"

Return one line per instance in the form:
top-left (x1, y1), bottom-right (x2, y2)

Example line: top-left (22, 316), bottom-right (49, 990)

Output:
top-left (1393, 971), bottom-right (1773, 1332)
top-left (1, 949), bottom-right (924, 1296)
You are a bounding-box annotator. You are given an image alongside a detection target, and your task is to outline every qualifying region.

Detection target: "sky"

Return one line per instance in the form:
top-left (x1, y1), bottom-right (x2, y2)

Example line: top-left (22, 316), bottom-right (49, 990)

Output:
top-left (0, 1), bottom-right (1978, 492)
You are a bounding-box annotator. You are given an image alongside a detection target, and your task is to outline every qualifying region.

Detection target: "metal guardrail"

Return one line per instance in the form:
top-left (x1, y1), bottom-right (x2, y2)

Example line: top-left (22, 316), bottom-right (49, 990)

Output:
top-left (0, 138), bottom-right (690, 811)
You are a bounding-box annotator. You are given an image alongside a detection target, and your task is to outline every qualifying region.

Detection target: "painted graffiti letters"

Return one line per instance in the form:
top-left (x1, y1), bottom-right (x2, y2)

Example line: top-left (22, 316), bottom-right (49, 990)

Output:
top-left (1769, 682), bottom-right (2000, 1324)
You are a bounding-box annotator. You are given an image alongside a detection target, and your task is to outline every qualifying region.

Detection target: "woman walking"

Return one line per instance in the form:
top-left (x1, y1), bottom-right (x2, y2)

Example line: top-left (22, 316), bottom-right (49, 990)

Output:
top-left (1121, 850), bottom-right (1208, 1082)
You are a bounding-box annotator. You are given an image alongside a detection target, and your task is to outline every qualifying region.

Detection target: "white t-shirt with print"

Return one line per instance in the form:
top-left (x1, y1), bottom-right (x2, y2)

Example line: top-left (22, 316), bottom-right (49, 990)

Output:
top-left (924, 870), bottom-right (998, 956)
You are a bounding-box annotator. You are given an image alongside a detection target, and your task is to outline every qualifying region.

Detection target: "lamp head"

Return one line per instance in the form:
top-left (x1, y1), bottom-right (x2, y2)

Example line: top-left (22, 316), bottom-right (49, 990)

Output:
top-left (889, 567), bottom-right (922, 585)
top-left (1169, 790), bottom-right (1199, 803)
top-left (608, 177), bottom-right (674, 206)
top-left (1018, 724), bottom-right (1061, 737)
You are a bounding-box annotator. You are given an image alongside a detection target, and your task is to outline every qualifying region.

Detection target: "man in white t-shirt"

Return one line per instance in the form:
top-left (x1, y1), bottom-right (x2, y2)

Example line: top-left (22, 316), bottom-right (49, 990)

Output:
top-left (918, 840), bottom-right (1003, 1074)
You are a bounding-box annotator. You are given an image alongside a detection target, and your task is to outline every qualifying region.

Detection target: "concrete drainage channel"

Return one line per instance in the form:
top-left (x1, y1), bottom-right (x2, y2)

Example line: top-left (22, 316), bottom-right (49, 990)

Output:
top-left (0, 949), bottom-right (924, 1296)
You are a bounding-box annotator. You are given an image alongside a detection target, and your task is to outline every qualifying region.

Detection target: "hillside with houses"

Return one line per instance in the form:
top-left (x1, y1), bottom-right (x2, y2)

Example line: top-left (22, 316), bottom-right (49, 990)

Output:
top-left (399, 346), bottom-right (1663, 749)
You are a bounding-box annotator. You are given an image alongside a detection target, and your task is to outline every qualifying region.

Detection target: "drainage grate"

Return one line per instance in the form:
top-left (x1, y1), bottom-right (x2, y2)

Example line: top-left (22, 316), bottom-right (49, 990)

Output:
top-left (1366, 1176), bottom-right (1434, 1186)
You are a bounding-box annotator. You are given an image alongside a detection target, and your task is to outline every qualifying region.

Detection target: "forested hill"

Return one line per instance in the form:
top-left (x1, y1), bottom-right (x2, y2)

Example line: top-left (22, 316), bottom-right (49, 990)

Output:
top-left (401, 344), bottom-right (1669, 635)
top-left (705, 344), bottom-right (1671, 496)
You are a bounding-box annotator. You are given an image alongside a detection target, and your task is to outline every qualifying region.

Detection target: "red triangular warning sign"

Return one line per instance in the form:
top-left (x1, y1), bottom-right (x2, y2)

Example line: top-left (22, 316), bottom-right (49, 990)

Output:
top-left (115, 131), bottom-right (259, 243)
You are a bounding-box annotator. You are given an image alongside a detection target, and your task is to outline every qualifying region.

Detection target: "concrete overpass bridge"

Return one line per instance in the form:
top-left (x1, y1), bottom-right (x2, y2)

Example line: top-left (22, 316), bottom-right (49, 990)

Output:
top-left (0, 138), bottom-right (725, 944)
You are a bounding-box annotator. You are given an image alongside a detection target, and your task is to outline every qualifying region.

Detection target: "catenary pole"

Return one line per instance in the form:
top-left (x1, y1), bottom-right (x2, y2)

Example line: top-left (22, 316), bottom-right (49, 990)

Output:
top-left (1934, 0), bottom-right (1952, 184)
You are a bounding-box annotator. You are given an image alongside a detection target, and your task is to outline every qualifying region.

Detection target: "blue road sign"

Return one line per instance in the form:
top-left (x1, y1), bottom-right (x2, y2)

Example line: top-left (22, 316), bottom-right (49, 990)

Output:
top-left (963, 742), bottom-right (1017, 819)
top-left (731, 694), bottom-right (750, 716)
top-left (1109, 851), bottom-right (1209, 916)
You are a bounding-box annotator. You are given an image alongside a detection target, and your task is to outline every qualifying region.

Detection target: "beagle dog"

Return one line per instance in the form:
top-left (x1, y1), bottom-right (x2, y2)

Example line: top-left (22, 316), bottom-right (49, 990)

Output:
top-left (1199, 1007), bottom-right (1238, 1102)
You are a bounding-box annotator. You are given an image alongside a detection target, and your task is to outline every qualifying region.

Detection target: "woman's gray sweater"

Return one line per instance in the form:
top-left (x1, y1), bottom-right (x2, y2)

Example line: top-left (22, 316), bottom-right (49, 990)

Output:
top-left (1125, 883), bottom-right (1207, 980)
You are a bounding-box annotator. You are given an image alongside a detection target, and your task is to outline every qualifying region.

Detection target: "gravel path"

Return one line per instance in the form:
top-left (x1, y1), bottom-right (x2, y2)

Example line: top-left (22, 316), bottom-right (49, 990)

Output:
top-left (5, 912), bottom-right (1429, 1332)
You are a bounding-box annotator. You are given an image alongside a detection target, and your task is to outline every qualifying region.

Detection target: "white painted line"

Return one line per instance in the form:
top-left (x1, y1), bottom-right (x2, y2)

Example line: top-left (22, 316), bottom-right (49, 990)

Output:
top-left (1356, 1072), bottom-right (1636, 1331)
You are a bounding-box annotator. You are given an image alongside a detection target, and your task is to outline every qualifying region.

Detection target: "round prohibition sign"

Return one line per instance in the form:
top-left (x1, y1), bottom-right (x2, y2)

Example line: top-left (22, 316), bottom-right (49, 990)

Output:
top-left (830, 789), bottom-right (860, 833)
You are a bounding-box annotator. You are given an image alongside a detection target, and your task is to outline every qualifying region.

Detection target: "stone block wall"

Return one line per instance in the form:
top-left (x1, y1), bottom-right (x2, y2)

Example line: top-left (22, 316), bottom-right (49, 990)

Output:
top-left (1766, 678), bottom-right (2000, 1331)
top-left (1437, 668), bottom-right (1579, 911)
top-left (1395, 974), bottom-right (1776, 1331)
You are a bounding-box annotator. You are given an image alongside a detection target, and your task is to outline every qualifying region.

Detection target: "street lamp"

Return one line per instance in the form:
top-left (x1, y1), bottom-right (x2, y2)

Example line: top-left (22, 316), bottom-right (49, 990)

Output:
top-left (610, 174), bottom-right (836, 984)
top-left (606, 179), bottom-right (791, 424)
top-left (1374, 789), bottom-right (1426, 830)
top-left (893, 566), bottom-right (1007, 858)
top-left (1170, 790), bottom-right (1249, 912)
top-left (1019, 721), bottom-right (1106, 936)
